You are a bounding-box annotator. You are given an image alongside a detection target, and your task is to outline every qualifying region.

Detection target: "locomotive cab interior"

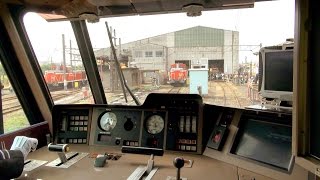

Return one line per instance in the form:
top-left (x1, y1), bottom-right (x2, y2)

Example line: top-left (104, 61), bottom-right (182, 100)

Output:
top-left (0, 0), bottom-right (319, 179)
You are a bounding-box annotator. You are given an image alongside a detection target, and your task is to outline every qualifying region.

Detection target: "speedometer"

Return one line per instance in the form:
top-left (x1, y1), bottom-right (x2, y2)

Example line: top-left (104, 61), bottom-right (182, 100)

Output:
top-left (145, 115), bottom-right (164, 134)
top-left (99, 112), bottom-right (117, 131)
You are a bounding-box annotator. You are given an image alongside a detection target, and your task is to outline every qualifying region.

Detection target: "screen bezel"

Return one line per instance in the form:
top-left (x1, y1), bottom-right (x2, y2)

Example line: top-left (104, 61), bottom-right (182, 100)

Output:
top-left (259, 48), bottom-right (294, 101)
top-left (229, 112), bottom-right (294, 173)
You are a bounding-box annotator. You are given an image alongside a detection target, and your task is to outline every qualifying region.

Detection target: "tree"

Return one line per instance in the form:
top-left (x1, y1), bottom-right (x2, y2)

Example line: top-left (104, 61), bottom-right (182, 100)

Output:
top-left (40, 63), bottom-right (53, 73)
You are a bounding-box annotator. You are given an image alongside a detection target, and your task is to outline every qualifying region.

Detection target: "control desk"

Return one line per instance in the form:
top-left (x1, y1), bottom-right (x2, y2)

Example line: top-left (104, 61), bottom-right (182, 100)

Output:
top-left (21, 145), bottom-right (238, 180)
top-left (17, 94), bottom-right (308, 180)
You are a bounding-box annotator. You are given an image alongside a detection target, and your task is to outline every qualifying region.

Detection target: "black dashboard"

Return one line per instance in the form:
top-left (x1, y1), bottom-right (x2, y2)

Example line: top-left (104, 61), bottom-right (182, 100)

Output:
top-left (52, 93), bottom-right (294, 173)
top-left (52, 93), bottom-right (204, 154)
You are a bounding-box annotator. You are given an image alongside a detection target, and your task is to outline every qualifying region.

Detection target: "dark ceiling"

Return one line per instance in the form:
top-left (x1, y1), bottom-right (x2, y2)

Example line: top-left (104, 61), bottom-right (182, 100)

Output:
top-left (3, 0), bottom-right (274, 21)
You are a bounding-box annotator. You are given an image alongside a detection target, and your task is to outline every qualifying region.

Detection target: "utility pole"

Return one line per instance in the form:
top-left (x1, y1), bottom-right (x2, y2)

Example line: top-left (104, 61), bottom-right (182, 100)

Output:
top-left (250, 57), bottom-right (252, 81)
top-left (0, 79), bottom-right (3, 134)
top-left (231, 31), bottom-right (234, 75)
top-left (70, 40), bottom-right (75, 88)
top-left (62, 34), bottom-right (67, 90)
top-left (106, 22), bottom-right (128, 103)
top-left (110, 27), bottom-right (115, 92)
top-left (119, 38), bottom-right (121, 58)
top-left (113, 28), bottom-right (117, 46)
top-left (70, 40), bottom-right (72, 67)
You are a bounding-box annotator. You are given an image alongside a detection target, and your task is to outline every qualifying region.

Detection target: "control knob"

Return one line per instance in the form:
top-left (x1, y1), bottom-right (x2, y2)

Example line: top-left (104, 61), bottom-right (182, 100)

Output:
top-left (173, 157), bottom-right (185, 180)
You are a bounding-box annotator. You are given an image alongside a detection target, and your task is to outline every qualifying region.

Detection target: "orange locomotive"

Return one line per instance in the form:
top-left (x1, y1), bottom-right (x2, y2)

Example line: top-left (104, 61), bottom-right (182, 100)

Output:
top-left (168, 63), bottom-right (188, 86)
top-left (44, 65), bottom-right (88, 90)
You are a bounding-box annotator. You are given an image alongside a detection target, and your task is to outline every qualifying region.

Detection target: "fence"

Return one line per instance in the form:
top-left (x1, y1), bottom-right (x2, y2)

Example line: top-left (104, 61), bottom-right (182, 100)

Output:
top-left (247, 82), bottom-right (261, 103)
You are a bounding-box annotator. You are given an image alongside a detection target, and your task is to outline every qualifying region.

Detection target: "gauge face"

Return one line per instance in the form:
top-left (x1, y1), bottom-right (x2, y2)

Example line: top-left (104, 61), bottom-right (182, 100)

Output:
top-left (145, 115), bottom-right (164, 134)
top-left (99, 112), bottom-right (117, 131)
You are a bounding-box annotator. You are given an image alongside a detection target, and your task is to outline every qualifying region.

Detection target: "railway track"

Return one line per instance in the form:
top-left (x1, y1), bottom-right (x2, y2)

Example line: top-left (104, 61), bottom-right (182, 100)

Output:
top-left (2, 95), bottom-right (17, 102)
top-left (2, 90), bottom-right (83, 115)
top-left (2, 83), bottom-right (248, 114)
top-left (109, 91), bottom-right (149, 105)
top-left (215, 81), bottom-right (242, 108)
top-left (109, 86), bottom-right (183, 105)
top-left (2, 104), bottom-right (22, 115)
top-left (223, 82), bottom-right (242, 108)
top-left (168, 87), bottom-right (181, 93)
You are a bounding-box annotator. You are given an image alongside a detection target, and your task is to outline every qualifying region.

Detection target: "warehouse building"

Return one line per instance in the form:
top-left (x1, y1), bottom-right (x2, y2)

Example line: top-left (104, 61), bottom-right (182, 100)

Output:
top-left (95, 26), bottom-right (239, 88)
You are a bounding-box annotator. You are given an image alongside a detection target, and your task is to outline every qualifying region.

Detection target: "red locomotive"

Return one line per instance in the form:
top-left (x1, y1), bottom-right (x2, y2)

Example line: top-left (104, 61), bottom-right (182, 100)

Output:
top-left (168, 63), bottom-right (188, 86)
top-left (44, 64), bottom-right (87, 90)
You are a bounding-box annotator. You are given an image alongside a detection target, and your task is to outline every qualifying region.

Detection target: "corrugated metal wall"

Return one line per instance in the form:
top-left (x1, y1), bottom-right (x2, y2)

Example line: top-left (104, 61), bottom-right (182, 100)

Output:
top-left (174, 26), bottom-right (224, 47)
top-left (98, 26), bottom-right (239, 75)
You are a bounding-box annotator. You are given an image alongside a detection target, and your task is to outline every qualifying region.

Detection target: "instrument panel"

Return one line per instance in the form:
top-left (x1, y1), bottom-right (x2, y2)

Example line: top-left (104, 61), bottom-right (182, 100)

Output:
top-left (91, 108), bottom-right (143, 147)
top-left (53, 93), bottom-right (203, 154)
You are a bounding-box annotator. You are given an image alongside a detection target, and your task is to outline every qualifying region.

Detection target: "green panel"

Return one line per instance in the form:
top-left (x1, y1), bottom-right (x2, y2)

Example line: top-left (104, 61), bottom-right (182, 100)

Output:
top-left (174, 26), bottom-right (224, 47)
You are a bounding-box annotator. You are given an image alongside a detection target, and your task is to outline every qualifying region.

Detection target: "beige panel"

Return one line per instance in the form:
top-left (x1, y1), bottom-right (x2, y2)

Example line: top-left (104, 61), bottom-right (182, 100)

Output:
top-left (20, 145), bottom-right (238, 180)
top-left (238, 168), bottom-right (275, 180)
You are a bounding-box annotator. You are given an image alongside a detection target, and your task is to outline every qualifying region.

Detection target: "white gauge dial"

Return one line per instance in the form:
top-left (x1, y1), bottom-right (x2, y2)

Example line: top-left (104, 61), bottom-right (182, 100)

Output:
top-left (145, 115), bottom-right (164, 134)
top-left (99, 112), bottom-right (117, 131)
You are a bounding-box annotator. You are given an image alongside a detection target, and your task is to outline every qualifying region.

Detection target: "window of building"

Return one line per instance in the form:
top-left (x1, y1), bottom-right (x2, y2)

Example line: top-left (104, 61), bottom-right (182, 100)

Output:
top-left (135, 51), bottom-right (142, 57)
top-left (156, 51), bottom-right (163, 57)
top-left (145, 51), bottom-right (153, 57)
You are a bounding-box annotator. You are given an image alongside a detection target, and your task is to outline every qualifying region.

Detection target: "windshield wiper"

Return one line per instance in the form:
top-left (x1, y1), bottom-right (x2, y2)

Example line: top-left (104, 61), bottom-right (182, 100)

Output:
top-left (105, 21), bottom-right (141, 105)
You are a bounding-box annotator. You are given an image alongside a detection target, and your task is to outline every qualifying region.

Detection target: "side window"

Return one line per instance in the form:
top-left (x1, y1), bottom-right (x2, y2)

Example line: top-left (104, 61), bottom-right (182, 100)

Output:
top-left (0, 62), bottom-right (29, 133)
top-left (23, 13), bottom-right (93, 104)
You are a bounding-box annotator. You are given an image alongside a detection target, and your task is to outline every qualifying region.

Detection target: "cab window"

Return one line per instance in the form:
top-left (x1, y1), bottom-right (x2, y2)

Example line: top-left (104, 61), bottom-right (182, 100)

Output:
top-left (0, 62), bottom-right (29, 133)
top-left (23, 13), bottom-right (94, 105)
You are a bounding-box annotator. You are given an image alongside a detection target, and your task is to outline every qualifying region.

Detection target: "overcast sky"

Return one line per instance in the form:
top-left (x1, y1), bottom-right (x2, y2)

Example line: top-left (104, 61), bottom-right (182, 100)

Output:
top-left (24, 0), bottom-right (294, 64)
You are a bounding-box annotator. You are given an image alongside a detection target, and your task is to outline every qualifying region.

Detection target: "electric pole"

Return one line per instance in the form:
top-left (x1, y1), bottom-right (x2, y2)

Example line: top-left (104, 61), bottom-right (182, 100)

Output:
top-left (62, 34), bottom-right (67, 90)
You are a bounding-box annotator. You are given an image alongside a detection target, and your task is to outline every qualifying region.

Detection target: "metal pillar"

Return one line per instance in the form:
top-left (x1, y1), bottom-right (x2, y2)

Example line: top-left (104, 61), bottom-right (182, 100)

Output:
top-left (71, 20), bottom-right (107, 104)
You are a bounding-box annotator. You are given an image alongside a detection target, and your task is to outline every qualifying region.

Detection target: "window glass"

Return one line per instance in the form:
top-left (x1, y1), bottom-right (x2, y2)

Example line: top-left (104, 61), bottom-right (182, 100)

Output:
top-left (135, 51), bottom-right (142, 58)
top-left (0, 63), bottom-right (29, 133)
top-left (23, 13), bottom-right (94, 104)
top-left (145, 51), bottom-right (153, 57)
top-left (86, 0), bottom-right (294, 108)
top-left (156, 51), bottom-right (163, 57)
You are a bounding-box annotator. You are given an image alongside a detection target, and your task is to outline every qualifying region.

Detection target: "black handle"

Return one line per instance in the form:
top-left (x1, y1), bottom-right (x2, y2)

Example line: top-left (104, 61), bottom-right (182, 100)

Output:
top-left (121, 146), bottom-right (164, 156)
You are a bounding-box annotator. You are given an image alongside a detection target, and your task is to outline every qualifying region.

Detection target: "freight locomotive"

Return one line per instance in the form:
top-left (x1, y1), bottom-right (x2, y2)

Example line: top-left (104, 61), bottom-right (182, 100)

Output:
top-left (43, 65), bottom-right (88, 91)
top-left (168, 63), bottom-right (188, 86)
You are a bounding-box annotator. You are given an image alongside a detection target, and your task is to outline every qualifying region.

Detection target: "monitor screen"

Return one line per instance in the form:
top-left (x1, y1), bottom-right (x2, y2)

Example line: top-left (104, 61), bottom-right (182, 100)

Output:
top-left (264, 51), bottom-right (293, 92)
top-left (232, 118), bottom-right (293, 171)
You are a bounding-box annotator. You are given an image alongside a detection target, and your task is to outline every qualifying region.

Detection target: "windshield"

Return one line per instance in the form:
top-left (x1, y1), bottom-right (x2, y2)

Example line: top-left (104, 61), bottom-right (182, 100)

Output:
top-left (24, 0), bottom-right (294, 108)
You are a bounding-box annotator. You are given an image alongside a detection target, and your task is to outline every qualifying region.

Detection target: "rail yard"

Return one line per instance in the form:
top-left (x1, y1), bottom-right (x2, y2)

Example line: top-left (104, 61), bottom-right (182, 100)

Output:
top-left (2, 80), bottom-right (254, 115)
top-left (2, 79), bottom-right (257, 133)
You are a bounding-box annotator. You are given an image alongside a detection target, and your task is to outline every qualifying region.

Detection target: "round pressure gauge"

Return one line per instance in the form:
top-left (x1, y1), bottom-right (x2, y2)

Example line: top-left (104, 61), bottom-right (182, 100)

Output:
top-left (99, 112), bottom-right (117, 131)
top-left (145, 115), bottom-right (165, 134)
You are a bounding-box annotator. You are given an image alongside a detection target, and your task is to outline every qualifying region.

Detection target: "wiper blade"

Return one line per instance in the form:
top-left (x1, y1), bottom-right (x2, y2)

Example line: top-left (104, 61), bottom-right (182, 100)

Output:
top-left (105, 21), bottom-right (141, 105)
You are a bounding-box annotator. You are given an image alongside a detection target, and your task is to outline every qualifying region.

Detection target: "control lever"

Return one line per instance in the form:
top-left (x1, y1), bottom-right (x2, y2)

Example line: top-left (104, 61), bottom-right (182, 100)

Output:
top-left (173, 157), bottom-right (185, 180)
top-left (46, 143), bottom-right (88, 168)
top-left (122, 146), bottom-right (164, 180)
top-left (48, 143), bottom-right (70, 164)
